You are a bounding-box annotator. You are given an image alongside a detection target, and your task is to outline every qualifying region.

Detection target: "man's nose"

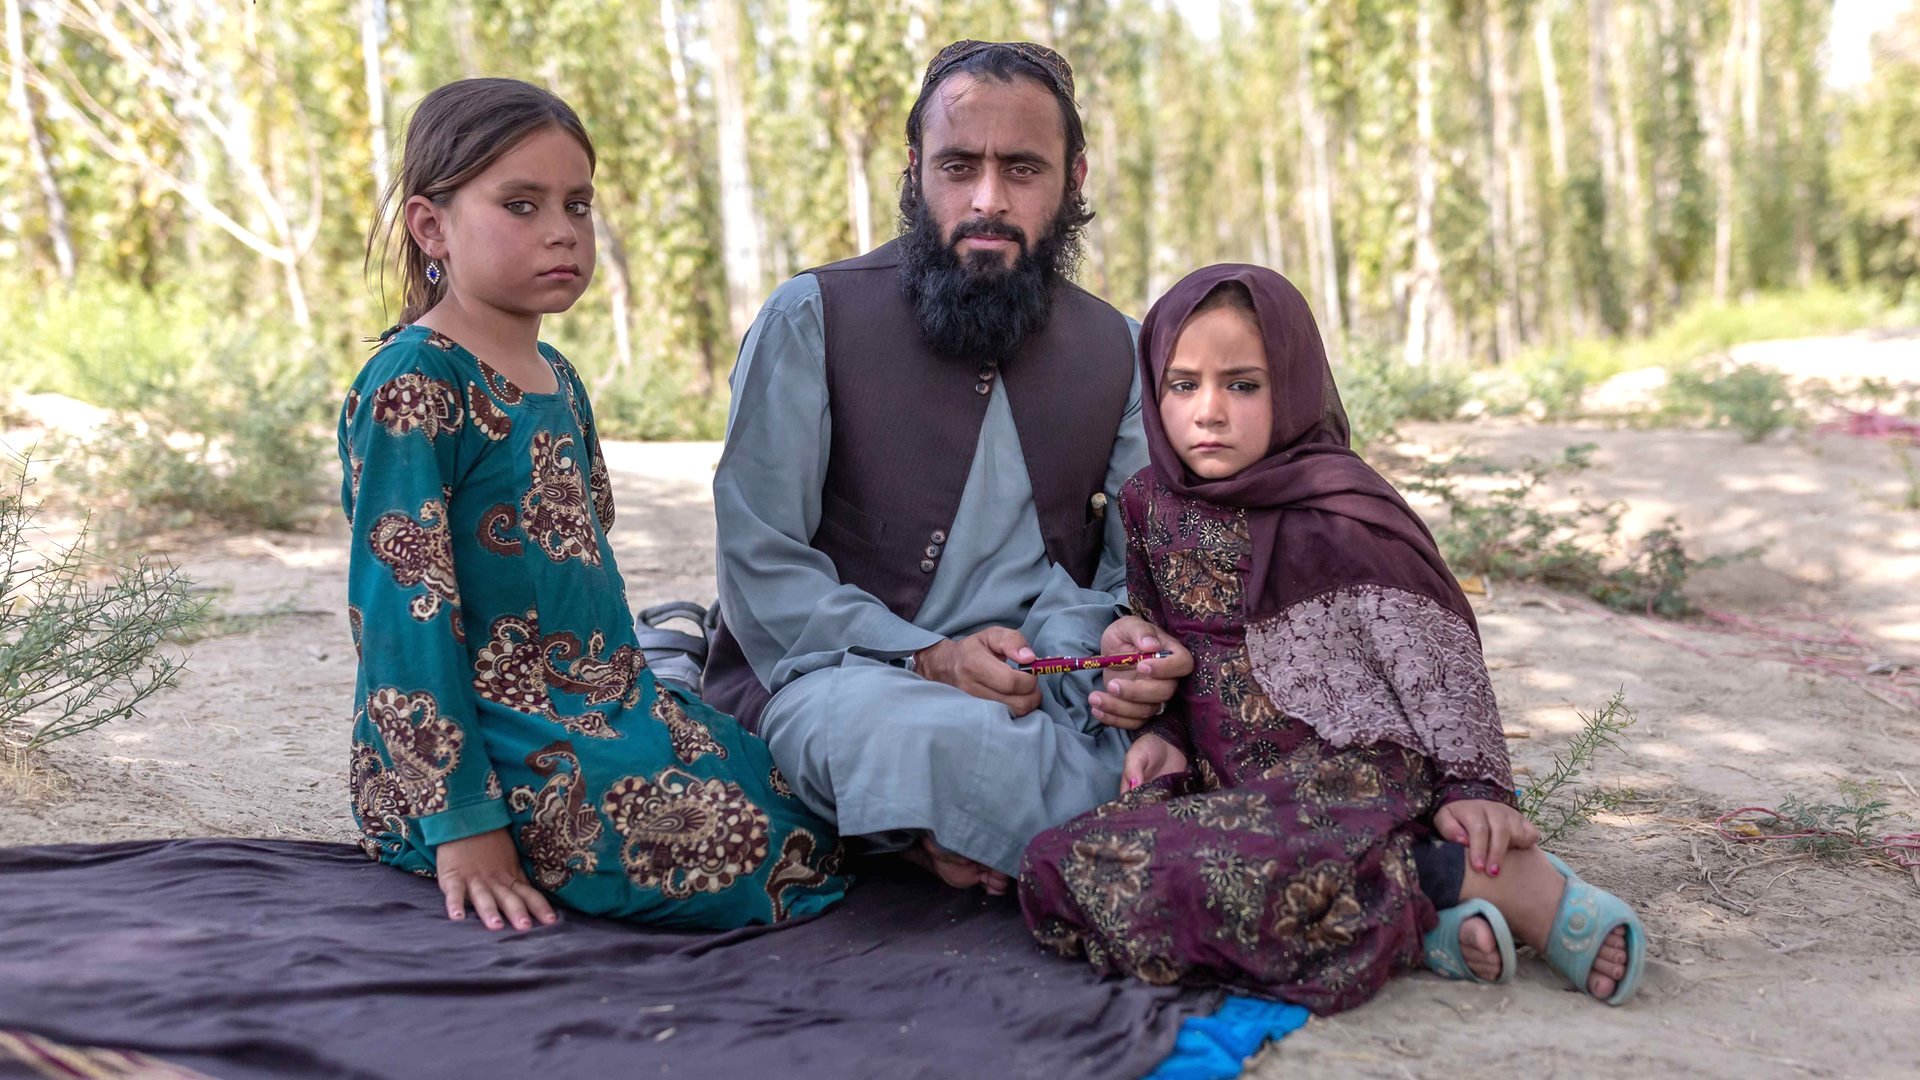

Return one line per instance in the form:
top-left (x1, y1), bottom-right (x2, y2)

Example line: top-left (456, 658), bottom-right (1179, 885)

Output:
top-left (970, 171), bottom-right (1009, 218)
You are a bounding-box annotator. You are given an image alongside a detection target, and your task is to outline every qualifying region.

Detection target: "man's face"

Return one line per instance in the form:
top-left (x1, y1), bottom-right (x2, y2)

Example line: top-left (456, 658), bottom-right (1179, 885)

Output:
top-left (913, 73), bottom-right (1085, 273)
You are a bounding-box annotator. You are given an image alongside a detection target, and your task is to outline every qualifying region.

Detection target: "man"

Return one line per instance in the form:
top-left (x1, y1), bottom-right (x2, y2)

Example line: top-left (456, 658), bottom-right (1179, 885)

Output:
top-left (703, 41), bottom-right (1193, 891)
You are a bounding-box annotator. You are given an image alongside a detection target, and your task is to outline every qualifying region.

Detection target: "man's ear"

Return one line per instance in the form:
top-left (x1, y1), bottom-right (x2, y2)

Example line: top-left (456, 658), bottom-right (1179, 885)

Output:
top-left (405, 195), bottom-right (449, 260)
top-left (1070, 153), bottom-right (1088, 198)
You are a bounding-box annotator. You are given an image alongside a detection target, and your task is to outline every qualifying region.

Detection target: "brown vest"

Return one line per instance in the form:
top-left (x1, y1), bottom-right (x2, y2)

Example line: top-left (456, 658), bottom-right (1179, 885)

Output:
top-left (703, 239), bottom-right (1135, 731)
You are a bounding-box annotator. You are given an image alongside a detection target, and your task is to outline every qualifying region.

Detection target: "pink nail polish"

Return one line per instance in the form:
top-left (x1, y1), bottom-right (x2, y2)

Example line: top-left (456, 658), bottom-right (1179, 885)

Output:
top-left (1490, 864), bottom-right (1500, 876)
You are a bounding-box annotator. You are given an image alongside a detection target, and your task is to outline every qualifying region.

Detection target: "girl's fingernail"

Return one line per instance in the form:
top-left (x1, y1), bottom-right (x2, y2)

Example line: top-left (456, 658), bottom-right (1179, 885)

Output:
top-left (1457, 834), bottom-right (1468, 844)
top-left (1490, 864), bottom-right (1500, 876)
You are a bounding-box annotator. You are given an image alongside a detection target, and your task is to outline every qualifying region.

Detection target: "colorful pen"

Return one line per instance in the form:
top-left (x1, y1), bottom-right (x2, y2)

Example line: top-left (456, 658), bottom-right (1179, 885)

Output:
top-left (1016, 650), bottom-right (1174, 675)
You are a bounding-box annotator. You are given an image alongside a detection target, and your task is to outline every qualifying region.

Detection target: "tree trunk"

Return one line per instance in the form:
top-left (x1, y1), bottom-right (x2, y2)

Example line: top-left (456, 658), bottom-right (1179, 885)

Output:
top-left (1295, 3), bottom-right (1343, 359)
top-left (360, 0), bottom-right (391, 199)
top-left (843, 126), bottom-right (873, 253)
top-left (1535, 3), bottom-right (1569, 183)
top-left (1483, 0), bottom-right (1520, 360)
top-left (1705, 0), bottom-right (1740, 302)
top-left (710, 0), bottom-right (764, 343)
top-left (5, 0), bottom-right (73, 281)
top-left (1609, 0), bottom-right (1649, 333)
top-left (1404, 0), bottom-right (1440, 367)
top-left (593, 211), bottom-right (636, 382)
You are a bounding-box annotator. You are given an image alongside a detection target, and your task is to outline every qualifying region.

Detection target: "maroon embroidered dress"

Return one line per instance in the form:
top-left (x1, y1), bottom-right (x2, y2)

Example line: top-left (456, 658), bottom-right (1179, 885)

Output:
top-left (1017, 265), bottom-right (1514, 1014)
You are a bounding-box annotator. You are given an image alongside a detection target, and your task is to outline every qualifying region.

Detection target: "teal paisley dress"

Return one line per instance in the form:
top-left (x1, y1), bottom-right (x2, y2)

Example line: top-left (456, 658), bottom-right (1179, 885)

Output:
top-left (339, 325), bottom-right (847, 928)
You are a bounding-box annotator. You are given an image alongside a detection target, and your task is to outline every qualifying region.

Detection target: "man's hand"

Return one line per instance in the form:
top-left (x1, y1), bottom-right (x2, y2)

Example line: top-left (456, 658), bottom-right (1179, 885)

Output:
top-left (914, 627), bottom-right (1041, 715)
top-left (1120, 732), bottom-right (1188, 795)
top-left (1432, 799), bottom-right (1540, 877)
top-left (1088, 616), bottom-right (1193, 730)
top-left (436, 828), bottom-right (558, 931)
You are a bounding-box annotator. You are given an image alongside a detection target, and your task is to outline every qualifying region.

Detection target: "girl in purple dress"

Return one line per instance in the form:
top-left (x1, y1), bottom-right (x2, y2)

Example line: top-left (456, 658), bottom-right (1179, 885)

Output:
top-left (1018, 265), bottom-right (1644, 1014)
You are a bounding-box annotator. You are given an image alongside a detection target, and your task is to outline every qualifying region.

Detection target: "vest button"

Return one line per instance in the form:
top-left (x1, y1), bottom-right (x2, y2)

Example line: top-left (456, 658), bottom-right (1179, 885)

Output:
top-left (977, 368), bottom-right (995, 381)
top-left (974, 381), bottom-right (990, 395)
top-left (919, 559), bottom-right (936, 573)
top-left (924, 544), bottom-right (941, 558)
top-left (931, 530), bottom-right (947, 544)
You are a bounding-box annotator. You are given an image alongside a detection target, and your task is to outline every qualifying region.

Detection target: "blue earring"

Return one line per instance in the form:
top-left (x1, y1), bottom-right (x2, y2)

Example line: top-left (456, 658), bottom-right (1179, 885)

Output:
top-left (425, 259), bottom-right (443, 286)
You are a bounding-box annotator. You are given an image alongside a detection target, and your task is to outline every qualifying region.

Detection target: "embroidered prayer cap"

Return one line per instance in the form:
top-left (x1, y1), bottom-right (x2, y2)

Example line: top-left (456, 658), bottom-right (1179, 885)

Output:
top-left (921, 39), bottom-right (1077, 103)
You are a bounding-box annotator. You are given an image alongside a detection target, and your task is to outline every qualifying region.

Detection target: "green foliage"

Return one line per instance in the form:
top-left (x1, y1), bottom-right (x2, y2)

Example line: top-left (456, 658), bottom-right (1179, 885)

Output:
top-left (1662, 361), bottom-right (1800, 442)
top-left (1518, 691), bottom-right (1639, 844)
top-left (1, 458), bottom-right (203, 756)
top-left (1335, 342), bottom-right (1472, 448)
top-left (1769, 781), bottom-right (1912, 862)
top-left (50, 359), bottom-right (333, 538)
top-left (1409, 444), bottom-right (1751, 617)
top-left (592, 369), bottom-right (730, 442)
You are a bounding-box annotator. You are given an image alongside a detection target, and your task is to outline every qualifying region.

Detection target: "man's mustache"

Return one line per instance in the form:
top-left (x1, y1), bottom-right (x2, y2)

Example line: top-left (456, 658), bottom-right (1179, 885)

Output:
top-left (948, 218), bottom-right (1027, 249)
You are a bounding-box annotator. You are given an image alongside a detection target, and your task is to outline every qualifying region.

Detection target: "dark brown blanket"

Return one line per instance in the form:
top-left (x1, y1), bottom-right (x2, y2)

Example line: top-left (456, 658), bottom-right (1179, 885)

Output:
top-left (0, 839), bottom-right (1212, 1079)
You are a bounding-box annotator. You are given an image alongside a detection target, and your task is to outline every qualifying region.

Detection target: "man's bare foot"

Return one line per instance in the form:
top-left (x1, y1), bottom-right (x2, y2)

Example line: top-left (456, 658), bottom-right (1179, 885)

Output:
top-left (1459, 845), bottom-right (1630, 998)
top-left (901, 836), bottom-right (1011, 895)
top-left (1458, 915), bottom-right (1504, 982)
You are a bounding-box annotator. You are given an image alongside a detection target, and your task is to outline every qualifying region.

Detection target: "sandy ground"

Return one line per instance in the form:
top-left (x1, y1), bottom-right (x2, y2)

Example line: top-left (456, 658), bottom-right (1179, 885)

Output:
top-left (4, 336), bottom-right (1920, 1078)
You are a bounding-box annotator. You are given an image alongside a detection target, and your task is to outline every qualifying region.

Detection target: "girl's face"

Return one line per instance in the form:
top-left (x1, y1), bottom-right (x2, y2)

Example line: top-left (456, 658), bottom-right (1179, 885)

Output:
top-left (1158, 305), bottom-right (1273, 479)
top-left (408, 125), bottom-right (597, 318)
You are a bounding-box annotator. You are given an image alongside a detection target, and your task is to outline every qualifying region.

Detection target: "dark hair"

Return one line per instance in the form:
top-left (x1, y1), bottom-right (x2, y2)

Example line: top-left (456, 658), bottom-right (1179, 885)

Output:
top-left (899, 42), bottom-right (1091, 231)
top-left (366, 78), bottom-right (597, 325)
top-left (1192, 280), bottom-right (1257, 320)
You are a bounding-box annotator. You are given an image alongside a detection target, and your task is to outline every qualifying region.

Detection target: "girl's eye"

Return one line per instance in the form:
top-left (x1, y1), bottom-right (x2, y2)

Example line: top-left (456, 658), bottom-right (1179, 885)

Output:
top-left (1229, 380), bottom-right (1263, 393)
top-left (1168, 380), bottom-right (1197, 394)
top-left (505, 200), bottom-right (534, 215)
top-left (567, 200), bottom-right (592, 217)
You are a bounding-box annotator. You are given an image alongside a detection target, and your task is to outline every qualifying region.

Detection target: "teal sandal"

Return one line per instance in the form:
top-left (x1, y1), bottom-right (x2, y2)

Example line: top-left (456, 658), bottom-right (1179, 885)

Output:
top-left (1424, 898), bottom-right (1516, 985)
top-left (1542, 852), bottom-right (1646, 1005)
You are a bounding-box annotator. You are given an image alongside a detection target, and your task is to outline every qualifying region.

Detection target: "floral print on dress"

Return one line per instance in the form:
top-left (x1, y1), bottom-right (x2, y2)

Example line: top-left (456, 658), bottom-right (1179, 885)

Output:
top-left (522, 432), bottom-right (601, 566)
top-left (342, 325), bottom-right (846, 928)
top-left (602, 768), bottom-right (771, 899)
top-left (508, 741), bottom-right (602, 891)
top-left (370, 373), bottom-right (463, 439)
top-left (368, 499), bottom-right (459, 623)
top-left (1019, 469), bottom-right (1503, 1014)
top-left (363, 687), bottom-right (463, 818)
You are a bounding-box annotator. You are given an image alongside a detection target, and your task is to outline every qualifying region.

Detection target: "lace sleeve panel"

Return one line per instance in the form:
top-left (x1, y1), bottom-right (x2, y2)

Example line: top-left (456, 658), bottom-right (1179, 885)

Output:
top-left (1243, 584), bottom-right (1512, 789)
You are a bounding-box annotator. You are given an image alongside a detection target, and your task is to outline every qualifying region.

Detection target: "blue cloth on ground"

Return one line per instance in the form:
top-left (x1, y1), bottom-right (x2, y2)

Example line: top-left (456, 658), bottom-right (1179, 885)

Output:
top-left (1145, 996), bottom-right (1311, 1080)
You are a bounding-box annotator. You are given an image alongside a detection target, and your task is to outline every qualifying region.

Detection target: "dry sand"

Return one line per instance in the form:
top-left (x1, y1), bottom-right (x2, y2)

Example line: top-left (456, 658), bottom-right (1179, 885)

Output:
top-left (4, 337), bottom-right (1919, 1078)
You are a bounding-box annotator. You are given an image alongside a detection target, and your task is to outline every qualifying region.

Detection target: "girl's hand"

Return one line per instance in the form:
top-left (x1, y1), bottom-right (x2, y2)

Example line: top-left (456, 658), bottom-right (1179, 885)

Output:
top-left (435, 828), bottom-right (558, 930)
top-left (1089, 617), bottom-right (1194, 730)
top-left (1119, 733), bottom-right (1188, 795)
top-left (1433, 799), bottom-right (1541, 877)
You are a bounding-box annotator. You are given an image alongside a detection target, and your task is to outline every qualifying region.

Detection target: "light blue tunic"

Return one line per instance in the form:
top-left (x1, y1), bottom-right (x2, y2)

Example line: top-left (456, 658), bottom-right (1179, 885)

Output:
top-left (713, 274), bottom-right (1148, 873)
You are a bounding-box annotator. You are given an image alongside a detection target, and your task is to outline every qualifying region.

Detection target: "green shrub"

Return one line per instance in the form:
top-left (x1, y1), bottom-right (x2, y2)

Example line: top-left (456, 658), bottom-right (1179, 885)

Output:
top-left (1662, 361), bottom-right (1800, 442)
top-left (591, 368), bottom-right (730, 442)
top-left (1, 457), bottom-right (203, 757)
top-left (51, 354), bottom-right (334, 537)
top-left (1408, 444), bottom-right (1753, 616)
top-left (1335, 343), bottom-right (1472, 448)
top-left (1518, 691), bottom-right (1638, 843)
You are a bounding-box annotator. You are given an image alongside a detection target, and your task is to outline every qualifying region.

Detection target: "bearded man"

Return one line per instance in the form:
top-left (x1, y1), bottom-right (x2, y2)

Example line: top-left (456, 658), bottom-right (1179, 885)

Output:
top-left (703, 40), bottom-right (1193, 892)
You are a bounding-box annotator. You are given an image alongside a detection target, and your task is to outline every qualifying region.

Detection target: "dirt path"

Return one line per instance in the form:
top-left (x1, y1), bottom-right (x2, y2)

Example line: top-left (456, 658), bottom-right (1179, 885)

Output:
top-left (5, 364), bottom-right (1919, 1077)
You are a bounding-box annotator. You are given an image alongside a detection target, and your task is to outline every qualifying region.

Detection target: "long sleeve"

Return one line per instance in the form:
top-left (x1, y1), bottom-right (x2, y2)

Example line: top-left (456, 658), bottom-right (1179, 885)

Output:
top-left (1116, 474), bottom-right (1192, 758)
top-left (713, 276), bottom-right (944, 692)
top-left (342, 344), bottom-right (507, 847)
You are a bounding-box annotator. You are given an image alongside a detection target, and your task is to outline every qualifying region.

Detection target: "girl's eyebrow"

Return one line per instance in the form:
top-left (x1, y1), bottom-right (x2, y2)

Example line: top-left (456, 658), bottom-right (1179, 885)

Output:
top-left (1165, 364), bottom-right (1266, 377)
top-left (493, 179), bottom-right (596, 196)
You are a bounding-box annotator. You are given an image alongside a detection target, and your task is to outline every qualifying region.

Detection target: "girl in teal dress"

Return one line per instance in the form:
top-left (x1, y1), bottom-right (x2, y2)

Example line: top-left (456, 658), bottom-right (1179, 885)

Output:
top-left (342, 78), bottom-right (846, 931)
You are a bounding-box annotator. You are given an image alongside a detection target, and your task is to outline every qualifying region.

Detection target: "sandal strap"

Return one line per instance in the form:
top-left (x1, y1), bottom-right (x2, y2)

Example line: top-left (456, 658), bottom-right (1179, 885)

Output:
top-left (1423, 898), bottom-right (1516, 986)
top-left (1542, 853), bottom-right (1647, 1006)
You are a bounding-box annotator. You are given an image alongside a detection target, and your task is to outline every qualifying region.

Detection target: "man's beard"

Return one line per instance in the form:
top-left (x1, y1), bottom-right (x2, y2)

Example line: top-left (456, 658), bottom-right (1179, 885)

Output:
top-left (896, 188), bottom-right (1085, 365)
